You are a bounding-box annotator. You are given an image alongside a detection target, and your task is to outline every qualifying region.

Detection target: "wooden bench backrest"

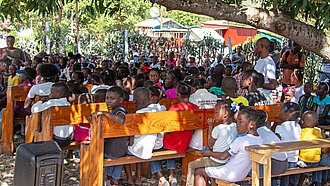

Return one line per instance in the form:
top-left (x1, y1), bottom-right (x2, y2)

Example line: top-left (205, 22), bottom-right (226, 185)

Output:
top-left (253, 103), bottom-right (283, 123)
top-left (7, 86), bottom-right (31, 102)
top-left (25, 103), bottom-right (108, 143)
top-left (100, 109), bottom-right (211, 138)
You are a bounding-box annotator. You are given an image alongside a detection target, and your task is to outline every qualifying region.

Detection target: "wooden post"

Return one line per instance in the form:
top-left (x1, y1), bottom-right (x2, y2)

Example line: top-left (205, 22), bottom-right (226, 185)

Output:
top-left (263, 153), bottom-right (272, 186)
top-left (251, 161), bottom-right (259, 186)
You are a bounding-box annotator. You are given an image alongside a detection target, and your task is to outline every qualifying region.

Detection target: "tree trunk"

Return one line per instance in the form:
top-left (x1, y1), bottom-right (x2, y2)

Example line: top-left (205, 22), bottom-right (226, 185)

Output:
top-left (75, 0), bottom-right (81, 53)
top-left (155, 0), bottom-right (330, 60)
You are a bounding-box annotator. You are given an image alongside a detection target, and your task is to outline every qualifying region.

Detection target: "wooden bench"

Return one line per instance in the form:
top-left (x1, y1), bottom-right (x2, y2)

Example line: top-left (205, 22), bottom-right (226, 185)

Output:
top-left (215, 139), bottom-right (330, 186)
top-left (25, 103), bottom-right (108, 150)
top-left (79, 108), bottom-right (214, 186)
top-left (1, 86), bottom-right (31, 154)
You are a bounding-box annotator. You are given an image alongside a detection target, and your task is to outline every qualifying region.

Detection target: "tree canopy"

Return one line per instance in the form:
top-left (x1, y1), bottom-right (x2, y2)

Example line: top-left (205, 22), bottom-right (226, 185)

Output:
top-left (154, 0), bottom-right (329, 60)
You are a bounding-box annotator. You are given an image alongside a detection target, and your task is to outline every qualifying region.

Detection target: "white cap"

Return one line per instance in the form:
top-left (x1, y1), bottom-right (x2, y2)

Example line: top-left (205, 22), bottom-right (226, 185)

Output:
top-left (133, 52), bottom-right (139, 57)
top-left (149, 54), bottom-right (154, 58)
top-left (188, 54), bottom-right (195, 58)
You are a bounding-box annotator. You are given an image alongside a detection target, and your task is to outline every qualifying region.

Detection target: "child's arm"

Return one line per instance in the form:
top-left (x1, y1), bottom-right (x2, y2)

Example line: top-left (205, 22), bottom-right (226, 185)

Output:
top-left (312, 103), bottom-right (318, 112)
top-left (93, 111), bottom-right (125, 124)
top-left (207, 118), bottom-right (216, 147)
top-left (319, 104), bottom-right (330, 118)
top-left (202, 149), bottom-right (231, 160)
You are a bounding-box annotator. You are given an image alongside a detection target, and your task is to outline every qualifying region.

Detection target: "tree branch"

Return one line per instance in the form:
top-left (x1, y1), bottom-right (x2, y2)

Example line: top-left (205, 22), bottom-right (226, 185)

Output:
top-left (155, 0), bottom-right (330, 60)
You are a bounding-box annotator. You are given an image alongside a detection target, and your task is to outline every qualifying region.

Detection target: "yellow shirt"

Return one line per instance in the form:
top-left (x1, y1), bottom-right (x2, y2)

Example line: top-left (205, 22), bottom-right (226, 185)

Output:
top-left (230, 96), bottom-right (249, 106)
top-left (8, 75), bottom-right (21, 86)
top-left (298, 128), bottom-right (322, 163)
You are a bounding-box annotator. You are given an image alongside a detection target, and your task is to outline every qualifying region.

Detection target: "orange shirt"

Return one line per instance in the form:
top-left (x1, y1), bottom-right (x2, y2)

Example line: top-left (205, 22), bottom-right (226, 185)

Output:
top-left (281, 50), bottom-right (306, 84)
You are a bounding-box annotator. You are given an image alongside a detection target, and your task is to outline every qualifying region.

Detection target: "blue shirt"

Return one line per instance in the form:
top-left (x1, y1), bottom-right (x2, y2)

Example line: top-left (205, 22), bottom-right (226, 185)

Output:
top-left (313, 95), bottom-right (330, 116)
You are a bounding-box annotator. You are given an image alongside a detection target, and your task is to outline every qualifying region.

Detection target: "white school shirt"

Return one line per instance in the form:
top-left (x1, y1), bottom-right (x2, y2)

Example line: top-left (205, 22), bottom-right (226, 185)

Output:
top-left (147, 103), bottom-right (167, 150)
top-left (257, 126), bottom-right (287, 161)
top-left (27, 82), bottom-right (55, 98)
top-left (31, 98), bottom-right (73, 138)
top-left (275, 121), bottom-right (301, 162)
top-left (150, 63), bottom-right (161, 69)
top-left (254, 56), bottom-right (276, 94)
top-left (205, 134), bottom-right (263, 182)
top-left (88, 85), bottom-right (111, 94)
top-left (189, 89), bottom-right (218, 150)
top-left (210, 123), bottom-right (237, 163)
top-left (127, 107), bottom-right (158, 159)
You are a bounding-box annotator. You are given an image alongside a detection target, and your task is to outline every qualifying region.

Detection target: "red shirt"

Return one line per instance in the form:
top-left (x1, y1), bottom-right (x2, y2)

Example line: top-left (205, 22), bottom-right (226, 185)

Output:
top-left (163, 103), bottom-right (199, 153)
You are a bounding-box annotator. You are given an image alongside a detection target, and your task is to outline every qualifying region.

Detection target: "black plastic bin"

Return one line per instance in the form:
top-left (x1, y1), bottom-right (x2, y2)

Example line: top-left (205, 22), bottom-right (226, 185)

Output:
top-left (14, 141), bottom-right (64, 186)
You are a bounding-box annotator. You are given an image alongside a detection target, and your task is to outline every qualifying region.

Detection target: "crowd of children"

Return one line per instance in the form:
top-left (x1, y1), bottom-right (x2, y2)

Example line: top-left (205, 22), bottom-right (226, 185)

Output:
top-left (0, 36), bottom-right (329, 186)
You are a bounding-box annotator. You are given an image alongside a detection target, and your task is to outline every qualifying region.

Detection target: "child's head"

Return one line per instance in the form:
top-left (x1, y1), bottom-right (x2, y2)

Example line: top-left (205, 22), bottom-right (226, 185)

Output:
top-left (241, 70), bottom-right (258, 90)
top-left (149, 86), bottom-right (162, 104)
top-left (237, 107), bottom-right (259, 135)
top-left (301, 111), bottom-right (318, 128)
top-left (303, 81), bottom-right (313, 95)
top-left (176, 81), bottom-right (192, 99)
top-left (256, 72), bottom-right (265, 88)
top-left (49, 83), bottom-right (70, 100)
top-left (255, 109), bottom-right (268, 128)
top-left (208, 73), bottom-right (223, 88)
top-left (316, 82), bottom-right (329, 96)
top-left (37, 63), bottom-right (59, 82)
top-left (133, 87), bottom-right (150, 109)
top-left (149, 68), bottom-right (160, 83)
top-left (117, 65), bottom-right (130, 80)
top-left (241, 62), bottom-right (252, 73)
top-left (94, 89), bottom-right (107, 103)
top-left (214, 100), bottom-right (234, 123)
top-left (67, 80), bottom-right (81, 94)
top-left (17, 67), bottom-right (37, 82)
top-left (102, 69), bottom-right (117, 86)
top-left (8, 65), bottom-right (17, 76)
top-left (160, 69), bottom-right (167, 81)
top-left (221, 77), bottom-right (238, 95)
top-left (78, 93), bottom-right (94, 104)
top-left (71, 71), bottom-right (84, 85)
top-left (279, 102), bottom-right (301, 122)
top-left (223, 58), bottom-right (231, 66)
top-left (144, 80), bottom-right (155, 89)
top-left (224, 66), bottom-right (232, 76)
top-left (132, 73), bottom-right (145, 90)
top-left (283, 87), bottom-right (295, 102)
top-left (213, 64), bottom-right (225, 75)
top-left (105, 86), bottom-right (124, 110)
top-left (165, 69), bottom-right (183, 89)
top-left (183, 76), bottom-right (201, 94)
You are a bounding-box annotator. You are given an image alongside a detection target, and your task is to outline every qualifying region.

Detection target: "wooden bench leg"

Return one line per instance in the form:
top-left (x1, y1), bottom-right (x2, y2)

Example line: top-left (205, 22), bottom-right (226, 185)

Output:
top-left (263, 153), bottom-right (272, 186)
top-left (1, 104), bottom-right (14, 154)
top-left (80, 115), bottom-right (104, 186)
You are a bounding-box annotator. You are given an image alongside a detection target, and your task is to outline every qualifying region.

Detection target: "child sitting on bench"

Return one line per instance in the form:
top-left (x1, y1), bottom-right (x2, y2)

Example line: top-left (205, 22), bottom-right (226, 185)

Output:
top-left (221, 77), bottom-right (249, 106)
top-left (124, 87), bottom-right (159, 186)
top-left (92, 86), bottom-right (129, 186)
top-left (298, 111), bottom-right (323, 186)
top-left (193, 107), bottom-right (263, 185)
top-left (31, 82), bottom-right (72, 147)
top-left (186, 99), bottom-right (237, 186)
top-left (275, 102), bottom-right (301, 186)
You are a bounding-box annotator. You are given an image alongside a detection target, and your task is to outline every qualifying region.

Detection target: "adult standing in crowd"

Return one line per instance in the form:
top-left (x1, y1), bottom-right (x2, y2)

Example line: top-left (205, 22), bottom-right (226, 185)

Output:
top-left (280, 42), bottom-right (306, 88)
top-left (254, 37), bottom-right (277, 93)
top-left (232, 46), bottom-right (246, 64)
top-left (0, 36), bottom-right (27, 63)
